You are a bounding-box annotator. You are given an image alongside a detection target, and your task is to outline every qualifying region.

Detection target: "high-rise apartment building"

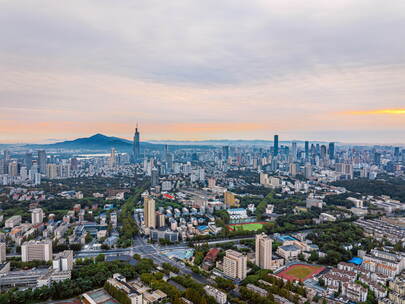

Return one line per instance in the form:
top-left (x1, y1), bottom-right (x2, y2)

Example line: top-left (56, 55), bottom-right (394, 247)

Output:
top-left (144, 197), bottom-right (156, 229)
top-left (21, 240), bottom-right (53, 262)
top-left (31, 208), bottom-right (44, 225)
top-left (224, 191), bottom-right (236, 207)
top-left (223, 249), bottom-right (247, 280)
top-left (255, 233), bottom-right (273, 270)
top-left (46, 163), bottom-right (57, 179)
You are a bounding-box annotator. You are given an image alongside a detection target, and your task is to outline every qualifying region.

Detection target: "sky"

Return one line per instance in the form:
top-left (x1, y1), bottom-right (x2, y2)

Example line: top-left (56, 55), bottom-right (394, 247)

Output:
top-left (1, 0), bottom-right (405, 144)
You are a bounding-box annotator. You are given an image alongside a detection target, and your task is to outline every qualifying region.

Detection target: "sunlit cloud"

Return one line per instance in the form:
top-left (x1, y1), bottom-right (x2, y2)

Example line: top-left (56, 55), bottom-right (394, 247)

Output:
top-left (344, 109), bottom-right (405, 115)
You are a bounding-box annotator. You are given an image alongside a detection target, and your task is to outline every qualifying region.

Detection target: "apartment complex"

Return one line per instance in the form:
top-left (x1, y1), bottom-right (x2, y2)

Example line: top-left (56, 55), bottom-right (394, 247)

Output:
top-left (21, 240), bottom-right (53, 262)
top-left (223, 249), bottom-right (247, 280)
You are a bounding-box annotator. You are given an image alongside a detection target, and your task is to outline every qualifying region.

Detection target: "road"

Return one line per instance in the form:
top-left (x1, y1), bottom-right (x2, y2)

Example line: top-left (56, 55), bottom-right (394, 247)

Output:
top-left (75, 235), bottom-right (211, 285)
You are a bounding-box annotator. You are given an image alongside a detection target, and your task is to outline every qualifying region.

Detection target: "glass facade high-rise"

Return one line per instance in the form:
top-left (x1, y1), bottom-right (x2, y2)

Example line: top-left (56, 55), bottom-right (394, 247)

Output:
top-left (273, 135), bottom-right (279, 156)
top-left (38, 150), bottom-right (47, 174)
top-left (328, 142), bottom-right (335, 160)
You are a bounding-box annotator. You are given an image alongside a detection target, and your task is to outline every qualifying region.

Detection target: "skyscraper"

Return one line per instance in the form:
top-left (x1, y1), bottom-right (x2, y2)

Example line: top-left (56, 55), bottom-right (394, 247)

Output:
top-left (291, 141), bottom-right (297, 161)
top-left (222, 146), bottom-right (230, 161)
top-left (328, 142), bottom-right (335, 160)
top-left (133, 125), bottom-right (140, 162)
top-left (24, 152), bottom-right (33, 170)
top-left (255, 233), bottom-right (273, 270)
top-left (144, 197), bottom-right (156, 229)
top-left (273, 135), bottom-right (279, 156)
top-left (38, 150), bottom-right (47, 174)
top-left (151, 168), bottom-right (159, 187)
top-left (304, 141), bottom-right (309, 160)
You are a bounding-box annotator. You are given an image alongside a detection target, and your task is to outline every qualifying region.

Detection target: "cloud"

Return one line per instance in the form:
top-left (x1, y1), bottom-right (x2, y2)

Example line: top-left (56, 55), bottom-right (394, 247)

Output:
top-left (344, 109), bottom-right (405, 115)
top-left (1, 0), bottom-right (405, 143)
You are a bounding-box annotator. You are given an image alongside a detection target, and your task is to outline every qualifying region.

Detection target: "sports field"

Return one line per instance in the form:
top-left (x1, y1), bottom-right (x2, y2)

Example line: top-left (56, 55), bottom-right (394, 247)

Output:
top-left (277, 264), bottom-right (324, 282)
top-left (228, 222), bottom-right (264, 231)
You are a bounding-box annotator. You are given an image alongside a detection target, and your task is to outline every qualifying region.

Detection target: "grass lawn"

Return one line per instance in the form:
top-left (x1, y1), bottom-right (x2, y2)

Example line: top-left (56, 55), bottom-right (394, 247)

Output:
top-left (284, 266), bottom-right (315, 279)
top-left (230, 223), bottom-right (263, 231)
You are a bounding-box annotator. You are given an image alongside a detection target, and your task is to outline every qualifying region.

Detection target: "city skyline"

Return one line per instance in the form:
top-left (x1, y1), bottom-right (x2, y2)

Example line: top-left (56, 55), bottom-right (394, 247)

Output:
top-left (1, 1), bottom-right (405, 144)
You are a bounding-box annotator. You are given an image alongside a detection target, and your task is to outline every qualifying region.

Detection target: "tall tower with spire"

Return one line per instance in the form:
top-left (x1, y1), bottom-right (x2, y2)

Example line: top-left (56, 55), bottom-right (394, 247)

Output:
top-left (133, 124), bottom-right (140, 162)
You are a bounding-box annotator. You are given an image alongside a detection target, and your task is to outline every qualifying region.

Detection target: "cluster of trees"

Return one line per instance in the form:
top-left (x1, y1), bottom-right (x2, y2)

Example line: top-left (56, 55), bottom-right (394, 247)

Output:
top-left (8, 259), bottom-right (51, 270)
top-left (239, 286), bottom-right (274, 304)
top-left (117, 185), bottom-right (148, 247)
top-left (104, 281), bottom-right (131, 304)
top-left (307, 222), bottom-right (375, 265)
top-left (161, 262), bottom-right (180, 274)
top-left (324, 193), bottom-right (355, 208)
top-left (0, 259), bottom-right (140, 304)
top-left (333, 178), bottom-right (405, 202)
top-left (242, 270), bottom-right (306, 304)
top-left (171, 275), bottom-right (216, 304)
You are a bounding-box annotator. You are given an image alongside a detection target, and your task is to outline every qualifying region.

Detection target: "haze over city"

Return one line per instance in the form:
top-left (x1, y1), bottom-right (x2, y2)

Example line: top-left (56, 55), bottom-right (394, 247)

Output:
top-left (1, 0), bottom-right (405, 144)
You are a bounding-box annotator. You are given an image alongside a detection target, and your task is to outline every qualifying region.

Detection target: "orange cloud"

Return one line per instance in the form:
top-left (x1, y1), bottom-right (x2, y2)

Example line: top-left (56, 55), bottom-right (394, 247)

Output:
top-left (344, 109), bottom-right (405, 115)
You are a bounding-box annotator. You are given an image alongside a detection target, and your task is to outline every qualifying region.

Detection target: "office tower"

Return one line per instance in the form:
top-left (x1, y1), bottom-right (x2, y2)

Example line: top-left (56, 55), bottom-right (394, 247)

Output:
top-left (31, 208), bottom-right (44, 225)
top-left (394, 147), bottom-right (400, 161)
top-left (151, 168), bottom-right (159, 187)
top-left (46, 163), bottom-right (57, 179)
top-left (255, 233), bottom-right (273, 270)
top-left (21, 240), bottom-right (53, 262)
top-left (144, 197), bottom-right (156, 229)
top-left (0, 243), bottom-right (5, 262)
top-left (291, 141), bottom-right (297, 161)
top-left (133, 125), bottom-right (140, 162)
top-left (38, 150), bottom-right (47, 174)
top-left (224, 191), bottom-right (236, 207)
top-left (273, 135), bottom-right (279, 156)
top-left (24, 152), bottom-right (33, 170)
top-left (223, 249), bottom-right (247, 280)
top-left (163, 144), bottom-right (169, 162)
top-left (3, 150), bottom-right (10, 161)
top-left (304, 163), bottom-right (312, 179)
top-left (53, 250), bottom-right (74, 271)
top-left (70, 158), bottom-right (79, 171)
top-left (374, 152), bottom-right (381, 166)
top-left (222, 146), bottom-right (230, 161)
top-left (305, 141), bottom-right (309, 160)
top-left (320, 145), bottom-right (327, 160)
top-left (328, 142), bottom-right (335, 160)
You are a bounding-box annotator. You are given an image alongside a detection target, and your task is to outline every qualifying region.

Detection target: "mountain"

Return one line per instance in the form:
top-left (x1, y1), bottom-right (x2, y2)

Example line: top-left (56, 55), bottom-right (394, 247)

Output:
top-left (24, 134), bottom-right (213, 151)
top-left (26, 133), bottom-right (141, 151)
